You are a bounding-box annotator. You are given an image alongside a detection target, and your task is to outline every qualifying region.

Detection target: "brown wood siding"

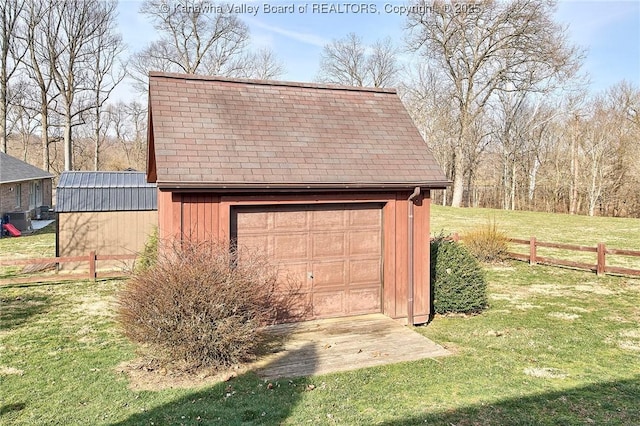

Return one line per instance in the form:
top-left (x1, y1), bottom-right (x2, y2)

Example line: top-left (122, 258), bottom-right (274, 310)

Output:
top-left (58, 210), bottom-right (157, 270)
top-left (158, 190), bottom-right (433, 324)
top-left (181, 193), bottom-right (220, 240)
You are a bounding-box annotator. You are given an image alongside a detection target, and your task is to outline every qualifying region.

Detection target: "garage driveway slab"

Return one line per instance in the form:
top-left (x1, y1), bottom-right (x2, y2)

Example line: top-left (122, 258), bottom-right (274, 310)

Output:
top-left (253, 314), bottom-right (451, 379)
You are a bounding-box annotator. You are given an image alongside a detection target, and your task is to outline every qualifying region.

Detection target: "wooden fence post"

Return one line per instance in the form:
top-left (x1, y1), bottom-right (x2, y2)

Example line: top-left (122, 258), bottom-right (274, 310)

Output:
top-left (597, 243), bottom-right (606, 276)
top-left (530, 236), bottom-right (537, 265)
top-left (89, 251), bottom-right (96, 281)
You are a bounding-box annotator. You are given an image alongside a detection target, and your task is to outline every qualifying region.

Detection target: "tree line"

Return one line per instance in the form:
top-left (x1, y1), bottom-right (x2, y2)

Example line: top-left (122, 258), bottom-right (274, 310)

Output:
top-left (2, 0), bottom-right (638, 217)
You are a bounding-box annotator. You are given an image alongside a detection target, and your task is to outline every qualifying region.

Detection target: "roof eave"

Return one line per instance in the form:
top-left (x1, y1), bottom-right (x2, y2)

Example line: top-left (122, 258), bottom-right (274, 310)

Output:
top-left (0, 176), bottom-right (54, 185)
top-left (155, 181), bottom-right (451, 192)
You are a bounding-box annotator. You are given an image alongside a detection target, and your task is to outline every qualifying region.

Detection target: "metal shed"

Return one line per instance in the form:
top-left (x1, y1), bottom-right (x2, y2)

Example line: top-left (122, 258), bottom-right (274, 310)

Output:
top-left (56, 171), bottom-right (158, 270)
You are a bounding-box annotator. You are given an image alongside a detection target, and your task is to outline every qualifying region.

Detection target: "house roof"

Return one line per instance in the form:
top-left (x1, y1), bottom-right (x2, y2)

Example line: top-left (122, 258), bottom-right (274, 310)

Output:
top-left (147, 72), bottom-right (449, 191)
top-left (56, 171), bottom-right (157, 212)
top-left (0, 152), bottom-right (53, 184)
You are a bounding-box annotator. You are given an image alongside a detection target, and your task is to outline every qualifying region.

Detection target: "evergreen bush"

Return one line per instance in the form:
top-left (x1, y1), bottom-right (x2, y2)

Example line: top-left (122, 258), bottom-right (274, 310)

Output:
top-left (431, 235), bottom-right (488, 314)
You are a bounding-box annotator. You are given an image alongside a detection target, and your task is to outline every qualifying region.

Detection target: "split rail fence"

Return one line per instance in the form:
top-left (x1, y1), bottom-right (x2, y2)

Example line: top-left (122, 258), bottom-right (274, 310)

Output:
top-left (2, 235), bottom-right (639, 286)
top-left (0, 252), bottom-right (137, 286)
top-left (445, 233), bottom-right (640, 277)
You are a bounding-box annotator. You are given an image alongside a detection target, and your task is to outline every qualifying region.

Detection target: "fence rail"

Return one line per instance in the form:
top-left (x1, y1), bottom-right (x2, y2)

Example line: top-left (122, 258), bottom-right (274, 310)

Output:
top-left (0, 251), bottom-right (137, 286)
top-left (435, 233), bottom-right (640, 277)
top-left (507, 236), bottom-right (640, 277)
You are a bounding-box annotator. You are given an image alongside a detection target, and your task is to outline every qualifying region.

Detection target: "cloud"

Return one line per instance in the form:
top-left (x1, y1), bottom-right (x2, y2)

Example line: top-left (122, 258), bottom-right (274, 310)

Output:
top-left (245, 18), bottom-right (329, 47)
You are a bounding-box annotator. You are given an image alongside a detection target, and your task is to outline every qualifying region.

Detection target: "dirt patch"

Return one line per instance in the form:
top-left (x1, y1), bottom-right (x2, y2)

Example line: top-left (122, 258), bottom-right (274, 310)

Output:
top-left (617, 329), bottom-right (640, 352)
top-left (0, 366), bottom-right (24, 376)
top-left (72, 297), bottom-right (115, 318)
top-left (548, 312), bottom-right (580, 321)
top-left (528, 284), bottom-right (573, 297)
top-left (514, 303), bottom-right (542, 310)
top-left (524, 367), bottom-right (568, 379)
top-left (574, 284), bottom-right (615, 295)
top-left (116, 359), bottom-right (249, 391)
top-left (566, 306), bottom-right (590, 313)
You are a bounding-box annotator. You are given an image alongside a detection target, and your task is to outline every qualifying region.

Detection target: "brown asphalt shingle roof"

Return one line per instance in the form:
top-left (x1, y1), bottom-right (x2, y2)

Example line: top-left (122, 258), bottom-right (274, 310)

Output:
top-left (147, 72), bottom-right (448, 190)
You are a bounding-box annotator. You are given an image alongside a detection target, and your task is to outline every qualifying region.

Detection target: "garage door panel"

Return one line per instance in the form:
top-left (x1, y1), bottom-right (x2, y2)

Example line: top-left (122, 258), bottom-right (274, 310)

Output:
top-left (273, 234), bottom-right (308, 261)
top-left (313, 292), bottom-right (345, 317)
top-left (349, 208), bottom-right (381, 227)
top-left (349, 230), bottom-right (382, 256)
top-left (237, 211), bottom-right (269, 231)
top-left (277, 263), bottom-right (310, 290)
top-left (312, 232), bottom-right (346, 258)
top-left (349, 288), bottom-right (381, 313)
top-left (237, 235), bottom-right (269, 258)
top-left (311, 209), bottom-right (345, 228)
top-left (349, 259), bottom-right (381, 284)
top-left (273, 211), bottom-right (307, 230)
top-left (312, 260), bottom-right (347, 287)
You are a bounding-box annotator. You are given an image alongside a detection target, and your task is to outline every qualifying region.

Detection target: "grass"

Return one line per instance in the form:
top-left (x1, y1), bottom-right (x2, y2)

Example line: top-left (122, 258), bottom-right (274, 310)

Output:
top-left (0, 223), bottom-right (56, 259)
top-left (1, 208), bottom-right (639, 424)
top-left (431, 205), bottom-right (640, 270)
top-left (2, 266), bottom-right (639, 424)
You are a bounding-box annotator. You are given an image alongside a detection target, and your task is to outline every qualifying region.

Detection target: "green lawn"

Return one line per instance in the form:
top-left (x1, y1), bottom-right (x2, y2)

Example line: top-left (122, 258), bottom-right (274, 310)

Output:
top-left (0, 223), bottom-right (56, 259)
top-left (1, 209), bottom-right (639, 424)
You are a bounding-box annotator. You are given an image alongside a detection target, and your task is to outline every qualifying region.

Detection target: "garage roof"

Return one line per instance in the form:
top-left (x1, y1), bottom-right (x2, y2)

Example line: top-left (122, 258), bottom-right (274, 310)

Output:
top-left (147, 72), bottom-right (449, 190)
top-left (56, 171), bottom-right (157, 212)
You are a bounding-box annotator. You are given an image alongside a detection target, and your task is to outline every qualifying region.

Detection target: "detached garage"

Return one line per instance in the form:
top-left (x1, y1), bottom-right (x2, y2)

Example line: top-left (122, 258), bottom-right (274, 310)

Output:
top-left (56, 171), bottom-right (157, 270)
top-left (147, 72), bottom-right (448, 324)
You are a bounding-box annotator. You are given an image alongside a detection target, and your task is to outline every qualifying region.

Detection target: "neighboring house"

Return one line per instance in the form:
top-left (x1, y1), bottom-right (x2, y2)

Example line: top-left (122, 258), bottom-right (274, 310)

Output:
top-left (0, 152), bottom-right (54, 230)
top-left (56, 171), bottom-right (157, 270)
top-left (146, 72), bottom-right (449, 325)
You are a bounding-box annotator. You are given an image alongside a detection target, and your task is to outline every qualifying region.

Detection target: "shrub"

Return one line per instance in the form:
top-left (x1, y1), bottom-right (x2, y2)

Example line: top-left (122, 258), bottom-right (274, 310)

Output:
top-left (463, 219), bottom-right (509, 263)
top-left (135, 226), bottom-right (158, 273)
top-left (118, 239), bottom-right (301, 370)
top-left (431, 235), bottom-right (488, 314)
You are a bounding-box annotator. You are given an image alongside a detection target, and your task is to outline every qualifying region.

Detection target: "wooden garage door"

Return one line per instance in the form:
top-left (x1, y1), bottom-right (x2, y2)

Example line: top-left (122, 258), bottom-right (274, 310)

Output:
top-left (233, 204), bottom-right (382, 319)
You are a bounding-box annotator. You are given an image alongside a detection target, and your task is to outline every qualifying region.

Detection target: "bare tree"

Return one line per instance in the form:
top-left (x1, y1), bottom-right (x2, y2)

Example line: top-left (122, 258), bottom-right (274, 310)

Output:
top-left (43, 0), bottom-right (123, 171)
top-left (85, 3), bottom-right (126, 170)
top-left (21, 0), bottom-right (58, 171)
top-left (1, 0), bottom-right (26, 153)
top-left (236, 48), bottom-right (285, 80)
top-left (131, 0), bottom-right (283, 92)
top-left (317, 33), bottom-right (398, 87)
top-left (407, 0), bottom-right (582, 207)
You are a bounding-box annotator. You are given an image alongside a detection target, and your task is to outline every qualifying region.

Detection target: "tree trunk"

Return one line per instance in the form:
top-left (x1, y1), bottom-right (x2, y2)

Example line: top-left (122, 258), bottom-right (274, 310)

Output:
top-left (510, 159), bottom-right (517, 210)
top-left (94, 108), bottom-right (100, 171)
top-left (0, 86), bottom-right (5, 153)
top-left (569, 129), bottom-right (579, 214)
top-left (528, 156), bottom-right (540, 208)
top-left (64, 111), bottom-right (72, 171)
top-left (40, 101), bottom-right (49, 172)
top-left (450, 145), bottom-right (465, 207)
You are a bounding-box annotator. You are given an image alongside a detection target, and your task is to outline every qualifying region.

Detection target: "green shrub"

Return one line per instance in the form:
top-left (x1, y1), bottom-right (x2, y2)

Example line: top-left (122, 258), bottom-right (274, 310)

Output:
top-left (118, 239), bottom-right (302, 370)
top-left (463, 219), bottom-right (509, 263)
top-left (431, 235), bottom-right (488, 314)
top-left (135, 226), bottom-right (158, 273)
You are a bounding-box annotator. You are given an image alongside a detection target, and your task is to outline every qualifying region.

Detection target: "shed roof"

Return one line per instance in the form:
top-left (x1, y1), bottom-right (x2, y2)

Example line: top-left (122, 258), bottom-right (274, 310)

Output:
top-left (147, 72), bottom-right (449, 191)
top-left (56, 171), bottom-right (157, 212)
top-left (0, 152), bottom-right (53, 184)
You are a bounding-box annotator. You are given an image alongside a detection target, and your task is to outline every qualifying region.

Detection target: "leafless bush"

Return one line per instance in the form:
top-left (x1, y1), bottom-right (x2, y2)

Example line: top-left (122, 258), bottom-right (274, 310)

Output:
top-left (118, 239), bottom-right (306, 370)
top-left (463, 220), bottom-right (510, 263)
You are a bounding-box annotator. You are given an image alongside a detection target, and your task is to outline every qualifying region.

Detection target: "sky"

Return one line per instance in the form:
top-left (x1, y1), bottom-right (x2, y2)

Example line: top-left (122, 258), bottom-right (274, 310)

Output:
top-left (114, 0), bottom-right (640, 101)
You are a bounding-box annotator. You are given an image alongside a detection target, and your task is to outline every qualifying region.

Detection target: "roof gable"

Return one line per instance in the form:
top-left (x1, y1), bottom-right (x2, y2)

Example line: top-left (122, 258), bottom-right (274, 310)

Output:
top-left (147, 72), bottom-right (448, 190)
top-left (0, 152), bottom-right (54, 184)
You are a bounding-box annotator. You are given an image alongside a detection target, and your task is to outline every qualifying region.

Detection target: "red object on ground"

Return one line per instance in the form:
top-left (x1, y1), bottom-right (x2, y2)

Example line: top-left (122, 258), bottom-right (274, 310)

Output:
top-left (2, 223), bottom-right (21, 237)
